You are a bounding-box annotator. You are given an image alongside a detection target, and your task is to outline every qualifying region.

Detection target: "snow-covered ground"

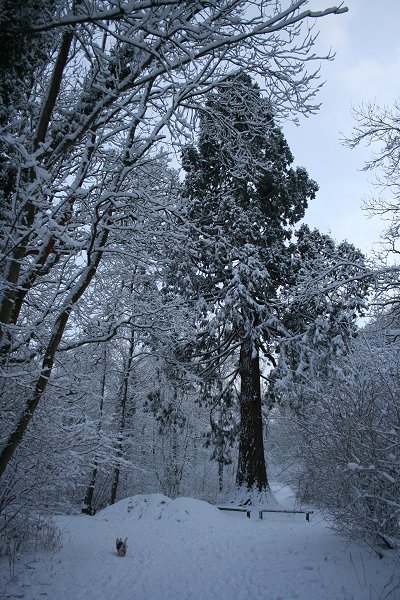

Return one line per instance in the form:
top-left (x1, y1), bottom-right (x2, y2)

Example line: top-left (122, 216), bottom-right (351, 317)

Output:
top-left (1, 485), bottom-right (399, 600)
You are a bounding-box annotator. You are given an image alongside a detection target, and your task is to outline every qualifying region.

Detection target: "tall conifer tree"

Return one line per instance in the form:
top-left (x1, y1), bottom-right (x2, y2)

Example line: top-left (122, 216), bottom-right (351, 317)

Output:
top-left (174, 73), bottom-right (318, 502)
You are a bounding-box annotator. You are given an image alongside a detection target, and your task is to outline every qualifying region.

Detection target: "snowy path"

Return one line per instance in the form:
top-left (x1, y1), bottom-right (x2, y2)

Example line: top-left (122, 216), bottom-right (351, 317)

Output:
top-left (1, 488), bottom-right (399, 600)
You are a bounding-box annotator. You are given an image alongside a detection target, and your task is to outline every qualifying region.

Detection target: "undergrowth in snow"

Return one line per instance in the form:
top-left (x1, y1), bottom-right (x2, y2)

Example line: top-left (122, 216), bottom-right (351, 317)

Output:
top-left (1, 485), bottom-right (399, 600)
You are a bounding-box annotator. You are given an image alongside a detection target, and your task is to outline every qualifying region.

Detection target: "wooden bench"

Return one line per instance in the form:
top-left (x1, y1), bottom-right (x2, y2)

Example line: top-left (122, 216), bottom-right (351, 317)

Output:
top-left (258, 509), bottom-right (314, 522)
top-left (217, 506), bottom-right (251, 519)
top-left (217, 506), bottom-right (313, 522)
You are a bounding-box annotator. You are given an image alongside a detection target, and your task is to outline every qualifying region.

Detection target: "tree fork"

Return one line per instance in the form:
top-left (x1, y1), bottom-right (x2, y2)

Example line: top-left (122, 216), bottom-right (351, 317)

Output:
top-left (82, 343), bottom-right (108, 515)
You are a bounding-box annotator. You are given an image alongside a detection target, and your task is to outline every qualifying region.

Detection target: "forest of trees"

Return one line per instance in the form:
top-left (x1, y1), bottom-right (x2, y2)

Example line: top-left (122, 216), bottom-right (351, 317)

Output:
top-left (0, 0), bottom-right (399, 555)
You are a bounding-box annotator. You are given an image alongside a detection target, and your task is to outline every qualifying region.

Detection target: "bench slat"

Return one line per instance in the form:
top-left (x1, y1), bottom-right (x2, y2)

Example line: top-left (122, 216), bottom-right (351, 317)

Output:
top-left (258, 509), bottom-right (313, 521)
top-left (217, 506), bottom-right (251, 518)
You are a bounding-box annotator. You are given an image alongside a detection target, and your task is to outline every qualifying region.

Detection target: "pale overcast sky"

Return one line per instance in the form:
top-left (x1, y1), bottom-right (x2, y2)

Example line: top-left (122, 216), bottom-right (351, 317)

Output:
top-left (283, 0), bottom-right (400, 256)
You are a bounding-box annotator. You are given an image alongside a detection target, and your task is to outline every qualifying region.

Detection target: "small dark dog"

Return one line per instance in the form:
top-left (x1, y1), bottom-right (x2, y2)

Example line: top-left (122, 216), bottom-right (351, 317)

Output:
top-left (116, 537), bottom-right (128, 557)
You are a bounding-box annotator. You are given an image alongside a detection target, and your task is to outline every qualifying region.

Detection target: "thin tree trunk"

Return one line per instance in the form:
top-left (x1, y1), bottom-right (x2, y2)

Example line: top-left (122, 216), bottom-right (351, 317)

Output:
top-left (236, 335), bottom-right (269, 495)
top-left (218, 460), bottom-right (224, 492)
top-left (0, 224), bottom-right (110, 479)
top-left (82, 344), bottom-right (108, 515)
top-left (110, 325), bottom-right (135, 504)
top-left (34, 31), bottom-right (74, 150)
top-left (218, 403), bottom-right (224, 492)
top-left (110, 462), bottom-right (121, 506)
top-left (0, 29), bottom-right (74, 346)
top-left (82, 466), bottom-right (99, 516)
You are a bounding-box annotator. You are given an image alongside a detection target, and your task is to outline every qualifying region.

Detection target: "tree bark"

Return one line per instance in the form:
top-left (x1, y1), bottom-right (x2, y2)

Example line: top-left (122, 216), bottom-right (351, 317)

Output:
top-left (218, 460), bottom-right (224, 493)
top-left (82, 467), bottom-right (99, 516)
top-left (236, 335), bottom-right (269, 494)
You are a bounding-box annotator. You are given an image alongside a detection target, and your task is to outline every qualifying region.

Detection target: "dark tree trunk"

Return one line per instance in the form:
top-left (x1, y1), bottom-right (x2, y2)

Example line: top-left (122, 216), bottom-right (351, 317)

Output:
top-left (236, 335), bottom-right (269, 495)
top-left (110, 463), bottom-right (121, 506)
top-left (82, 467), bottom-right (98, 516)
top-left (218, 460), bottom-right (224, 492)
top-left (110, 325), bottom-right (135, 505)
top-left (0, 29), bottom-right (74, 347)
top-left (82, 345), bottom-right (108, 515)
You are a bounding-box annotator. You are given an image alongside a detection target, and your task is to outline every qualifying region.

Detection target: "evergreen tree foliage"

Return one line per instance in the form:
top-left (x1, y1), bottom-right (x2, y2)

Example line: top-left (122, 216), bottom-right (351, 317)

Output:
top-left (179, 72), bottom-right (318, 362)
top-left (269, 225), bottom-right (371, 412)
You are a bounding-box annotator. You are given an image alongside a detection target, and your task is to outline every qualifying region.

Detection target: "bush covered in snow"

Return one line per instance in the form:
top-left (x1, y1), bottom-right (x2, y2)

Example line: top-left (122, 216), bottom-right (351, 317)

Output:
top-left (290, 325), bottom-right (400, 549)
top-left (0, 510), bottom-right (61, 579)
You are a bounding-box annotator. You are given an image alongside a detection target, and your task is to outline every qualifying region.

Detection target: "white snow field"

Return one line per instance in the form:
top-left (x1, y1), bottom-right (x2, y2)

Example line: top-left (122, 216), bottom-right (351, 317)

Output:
top-left (1, 485), bottom-right (399, 600)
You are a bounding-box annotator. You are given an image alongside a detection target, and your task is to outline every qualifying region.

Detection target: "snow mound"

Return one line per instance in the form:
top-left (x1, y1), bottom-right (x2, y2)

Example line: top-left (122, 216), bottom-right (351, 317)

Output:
top-left (95, 493), bottom-right (169, 522)
top-left (95, 494), bottom-right (223, 524)
top-left (162, 496), bottom-right (223, 524)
